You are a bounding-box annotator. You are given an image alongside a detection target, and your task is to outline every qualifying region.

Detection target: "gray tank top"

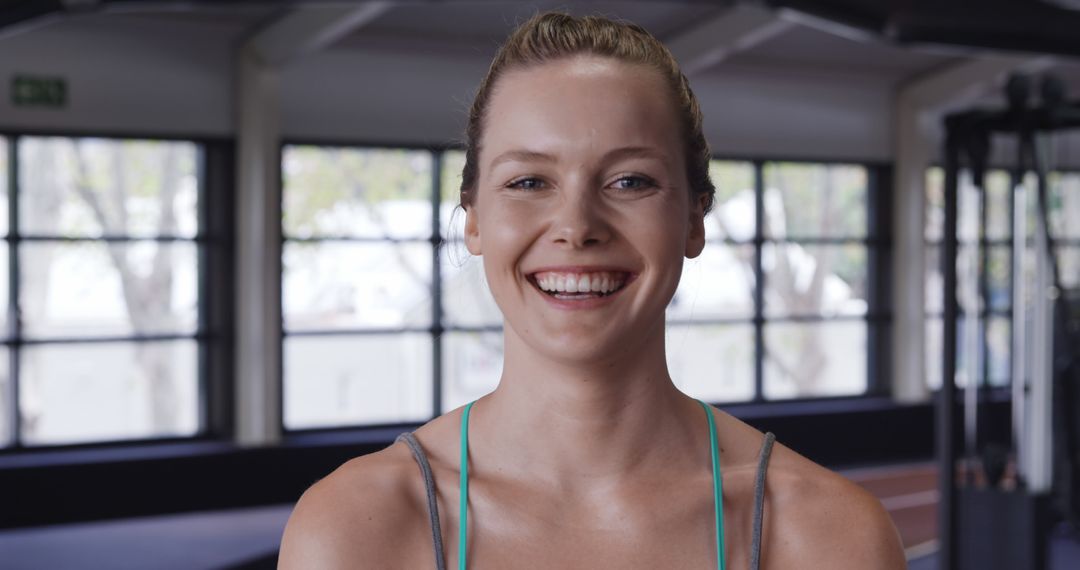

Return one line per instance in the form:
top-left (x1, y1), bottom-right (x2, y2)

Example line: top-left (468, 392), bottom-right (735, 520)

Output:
top-left (395, 429), bottom-right (776, 569)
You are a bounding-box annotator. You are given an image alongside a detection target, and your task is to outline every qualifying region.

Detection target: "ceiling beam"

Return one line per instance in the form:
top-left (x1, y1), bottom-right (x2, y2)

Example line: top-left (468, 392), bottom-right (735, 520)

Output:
top-left (666, 4), bottom-right (794, 75)
top-left (245, 1), bottom-right (391, 67)
top-left (899, 55), bottom-right (1056, 110)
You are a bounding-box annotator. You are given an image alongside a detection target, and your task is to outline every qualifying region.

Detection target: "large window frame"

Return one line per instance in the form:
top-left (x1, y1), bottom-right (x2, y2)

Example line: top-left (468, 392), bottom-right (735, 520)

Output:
top-left (0, 130), bottom-right (234, 452)
top-left (278, 141), bottom-right (893, 433)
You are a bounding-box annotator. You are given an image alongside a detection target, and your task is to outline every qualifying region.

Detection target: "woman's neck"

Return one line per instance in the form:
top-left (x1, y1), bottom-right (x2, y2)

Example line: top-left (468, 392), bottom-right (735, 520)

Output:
top-left (467, 325), bottom-right (706, 496)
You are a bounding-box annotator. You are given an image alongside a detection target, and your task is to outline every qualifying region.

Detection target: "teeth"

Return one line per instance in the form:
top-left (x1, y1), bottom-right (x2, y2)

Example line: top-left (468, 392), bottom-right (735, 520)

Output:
top-left (533, 271), bottom-right (627, 295)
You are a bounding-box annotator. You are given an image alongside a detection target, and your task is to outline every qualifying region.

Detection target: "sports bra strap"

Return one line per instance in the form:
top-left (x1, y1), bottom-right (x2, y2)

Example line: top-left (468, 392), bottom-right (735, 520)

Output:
top-left (395, 432), bottom-right (448, 570)
top-left (398, 407), bottom-right (777, 570)
top-left (751, 431), bottom-right (776, 570)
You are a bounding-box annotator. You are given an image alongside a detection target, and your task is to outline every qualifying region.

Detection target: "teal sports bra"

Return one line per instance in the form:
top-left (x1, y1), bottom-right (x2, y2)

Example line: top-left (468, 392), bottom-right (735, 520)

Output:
top-left (395, 399), bottom-right (775, 570)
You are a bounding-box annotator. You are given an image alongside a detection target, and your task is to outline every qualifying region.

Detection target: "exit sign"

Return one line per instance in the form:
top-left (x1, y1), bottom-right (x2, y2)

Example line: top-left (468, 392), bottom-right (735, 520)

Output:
top-left (12, 75), bottom-right (67, 108)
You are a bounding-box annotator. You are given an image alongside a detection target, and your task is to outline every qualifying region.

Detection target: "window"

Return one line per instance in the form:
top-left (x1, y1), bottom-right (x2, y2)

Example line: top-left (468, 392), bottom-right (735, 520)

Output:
top-left (281, 148), bottom-right (883, 429)
top-left (923, 166), bottom-right (1080, 390)
top-left (281, 146), bottom-right (435, 429)
top-left (764, 163), bottom-right (872, 401)
top-left (692, 161), bottom-right (875, 401)
top-left (1, 135), bottom-right (206, 448)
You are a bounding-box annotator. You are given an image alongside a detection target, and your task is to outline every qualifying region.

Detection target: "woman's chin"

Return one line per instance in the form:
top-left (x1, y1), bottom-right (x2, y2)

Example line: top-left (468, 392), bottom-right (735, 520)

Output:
top-left (526, 329), bottom-right (655, 368)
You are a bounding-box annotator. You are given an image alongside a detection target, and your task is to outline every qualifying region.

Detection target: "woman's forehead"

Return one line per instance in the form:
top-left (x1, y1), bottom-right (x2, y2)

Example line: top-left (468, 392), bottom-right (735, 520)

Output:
top-left (480, 56), bottom-right (682, 168)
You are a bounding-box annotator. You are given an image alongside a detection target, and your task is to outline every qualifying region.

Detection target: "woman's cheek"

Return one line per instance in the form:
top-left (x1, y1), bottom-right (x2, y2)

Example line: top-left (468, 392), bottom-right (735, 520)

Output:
top-left (483, 199), bottom-right (545, 244)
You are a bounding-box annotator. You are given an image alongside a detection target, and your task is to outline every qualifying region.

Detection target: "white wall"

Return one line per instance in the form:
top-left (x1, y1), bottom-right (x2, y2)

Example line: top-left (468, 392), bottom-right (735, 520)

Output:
top-left (1, 13), bottom-right (897, 162)
top-left (284, 49), bottom-right (896, 160)
top-left (694, 64), bottom-right (893, 161)
top-left (279, 48), bottom-right (486, 145)
top-left (0, 15), bottom-right (235, 136)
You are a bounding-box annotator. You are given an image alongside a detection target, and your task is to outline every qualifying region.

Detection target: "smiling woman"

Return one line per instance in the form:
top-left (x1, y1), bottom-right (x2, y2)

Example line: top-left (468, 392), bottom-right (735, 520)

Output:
top-left (279, 12), bottom-right (905, 570)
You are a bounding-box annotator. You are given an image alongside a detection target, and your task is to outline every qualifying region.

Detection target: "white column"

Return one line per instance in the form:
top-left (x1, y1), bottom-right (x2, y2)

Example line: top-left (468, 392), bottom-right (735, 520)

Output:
top-left (892, 97), bottom-right (932, 402)
top-left (231, 4), bottom-right (395, 445)
top-left (235, 46), bottom-right (283, 446)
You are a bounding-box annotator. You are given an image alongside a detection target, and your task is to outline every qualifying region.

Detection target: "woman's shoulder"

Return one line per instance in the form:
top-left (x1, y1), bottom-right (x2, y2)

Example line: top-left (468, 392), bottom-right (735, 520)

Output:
top-left (277, 433), bottom-right (433, 569)
top-left (707, 407), bottom-right (905, 568)
top-left (763, 441), bottom-right (907, 569)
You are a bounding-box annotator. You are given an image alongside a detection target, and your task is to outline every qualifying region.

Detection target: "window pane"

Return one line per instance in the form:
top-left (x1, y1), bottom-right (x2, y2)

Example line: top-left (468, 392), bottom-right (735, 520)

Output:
top-left (1049, 172), bottom-right (1080, 240)
top-left (763, 243), bottom-right (867, 317)
top-left (957, 242), bottom-right (981, 314)
top-left (764, 320), bottom-right (867, 399)
top-left (20, 340), bottom-right (198, 445)
top-left (442, 330), bottom-right (503, 413)
top-left (707, 161), bottom-right (755, 241)
top-left (987, 316), bottom-right (1011, 387)
top-left (1058, 246), bottom-right (1080, 289)
top-left (667, 324), bottom-right (755, 403)
top-left (440, 150), bottom-right (467, 241)
top-left (283, 241), bottom-right (432, 331)
top-left (0, 137), bottom-right (8, 236)
top-left (441, 242), bottom-right (503, 328)
top-left (669, 243), bottom-right (754, 320)
top-left (19, 137), bottom-right (198, 238)
top-left (763, 163), bottom-right (866, 239)
top-left (284, 334), bottom-right (431, 428)
top-left (0, 348), bottom-right (9, 446)
top-left (282, 146), bottom-right (432, 239)
top-left (925, 316), bottom-right (977, 390)
top-left (926, 245), bottom-right (942, 314)
top-left (985, 170), bottom-right (1013, 241)
top-left (987, 246), bottom-right (1011, 312)
top-left (926, 168), bottom-right (991, 243)
top-left (21, 241), bottom-right (198, 338)
top-left (925, 243), bottom-right (983, 315)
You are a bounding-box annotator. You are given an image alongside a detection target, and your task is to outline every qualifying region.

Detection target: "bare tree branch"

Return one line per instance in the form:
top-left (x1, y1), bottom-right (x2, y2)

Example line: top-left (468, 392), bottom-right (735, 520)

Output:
top-left (71, 141), bottom-right (146, 329)
top-left (147, 145), bottom-right (178, 329)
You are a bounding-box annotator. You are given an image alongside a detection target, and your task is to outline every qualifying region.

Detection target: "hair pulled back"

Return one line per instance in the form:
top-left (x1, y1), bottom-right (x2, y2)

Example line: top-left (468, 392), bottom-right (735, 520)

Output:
top-left (459, 12), bottom-right (716, 214)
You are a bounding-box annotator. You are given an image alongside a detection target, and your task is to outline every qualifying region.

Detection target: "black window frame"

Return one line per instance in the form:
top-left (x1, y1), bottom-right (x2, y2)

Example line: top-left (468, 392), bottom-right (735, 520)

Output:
top-left (0, 129), bottom-right (234, 453)
top-left (277, 141), bottom-right (894, 434)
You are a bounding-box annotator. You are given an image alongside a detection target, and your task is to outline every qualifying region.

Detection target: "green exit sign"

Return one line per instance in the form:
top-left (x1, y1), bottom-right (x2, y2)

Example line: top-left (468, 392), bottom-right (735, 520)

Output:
top-left (12, 75), bottom-right (67, 108)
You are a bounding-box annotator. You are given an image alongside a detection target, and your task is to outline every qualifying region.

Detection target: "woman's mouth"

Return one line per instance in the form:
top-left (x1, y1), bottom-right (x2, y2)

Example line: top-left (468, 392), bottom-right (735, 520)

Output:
top-left (528, 270), bottom-right (631, 300)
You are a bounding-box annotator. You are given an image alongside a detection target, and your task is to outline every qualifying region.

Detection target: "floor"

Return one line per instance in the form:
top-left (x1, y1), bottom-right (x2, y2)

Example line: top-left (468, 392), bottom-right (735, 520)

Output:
top-left (0, 504), bottom-right (292, 570)
top-left (1, 463), bottom-right (1077, 569)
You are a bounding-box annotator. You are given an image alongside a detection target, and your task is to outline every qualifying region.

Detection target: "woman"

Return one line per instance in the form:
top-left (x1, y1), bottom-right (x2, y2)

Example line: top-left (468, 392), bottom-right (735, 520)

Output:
top-left (279, 12), bottom-right (906, 569)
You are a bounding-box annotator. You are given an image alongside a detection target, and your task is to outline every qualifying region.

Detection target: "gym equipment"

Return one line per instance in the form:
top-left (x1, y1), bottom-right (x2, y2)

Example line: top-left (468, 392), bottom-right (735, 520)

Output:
top-left (939, 73), bottom-right (1080, 570)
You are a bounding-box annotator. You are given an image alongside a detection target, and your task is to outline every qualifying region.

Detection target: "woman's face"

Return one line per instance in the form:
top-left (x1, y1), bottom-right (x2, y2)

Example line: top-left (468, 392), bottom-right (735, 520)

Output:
top-left (465, 55), bottom-right (707, 363)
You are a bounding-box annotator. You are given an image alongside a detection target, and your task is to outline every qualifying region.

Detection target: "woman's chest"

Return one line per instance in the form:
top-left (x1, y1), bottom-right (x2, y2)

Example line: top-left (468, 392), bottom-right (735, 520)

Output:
top-left (420, 471), bottom-right (761, 570)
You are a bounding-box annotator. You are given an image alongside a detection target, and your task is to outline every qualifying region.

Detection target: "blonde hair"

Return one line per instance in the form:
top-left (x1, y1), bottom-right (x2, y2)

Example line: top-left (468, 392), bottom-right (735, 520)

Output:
top-left (459, 12), bottom-right (716, 213)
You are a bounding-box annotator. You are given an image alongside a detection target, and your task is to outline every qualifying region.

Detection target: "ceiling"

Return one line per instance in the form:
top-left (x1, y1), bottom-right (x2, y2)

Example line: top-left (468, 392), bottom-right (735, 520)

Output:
top-left (2, 0), bottom-right (1078, 90)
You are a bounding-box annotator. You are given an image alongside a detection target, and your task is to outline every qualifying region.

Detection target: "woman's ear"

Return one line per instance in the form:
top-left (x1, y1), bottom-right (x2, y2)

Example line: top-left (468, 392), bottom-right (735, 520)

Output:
top-left (464, 205), bottom-right (483, 255)
top-left (685, 193), bottom-right (709, 259)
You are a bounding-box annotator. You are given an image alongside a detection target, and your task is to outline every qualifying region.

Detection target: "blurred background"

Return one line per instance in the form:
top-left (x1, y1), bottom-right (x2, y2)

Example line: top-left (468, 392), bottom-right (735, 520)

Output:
top-left (0, 0), bottom-right (1078, 568)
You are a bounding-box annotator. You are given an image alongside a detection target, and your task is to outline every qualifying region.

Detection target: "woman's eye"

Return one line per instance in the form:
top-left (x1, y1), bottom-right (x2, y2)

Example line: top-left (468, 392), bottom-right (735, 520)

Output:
top-left (611, 175), bottom-right (656, 191)
top-left (507, 177), bottom-right (545, 191)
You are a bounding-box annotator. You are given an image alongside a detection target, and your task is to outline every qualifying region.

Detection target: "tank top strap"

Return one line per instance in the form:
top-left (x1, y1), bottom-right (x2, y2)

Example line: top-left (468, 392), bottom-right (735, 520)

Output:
top-left (750, 432), bottom-right (776, 570)
top-left (395, 432), bottom-right (448, 570)
top-left (696, 398), bottom-right (727, 570)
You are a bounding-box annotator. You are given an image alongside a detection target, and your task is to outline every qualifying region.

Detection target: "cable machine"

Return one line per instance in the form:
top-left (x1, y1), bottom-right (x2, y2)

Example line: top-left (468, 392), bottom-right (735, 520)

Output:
top-left (939, 74), bottom-right (1080, 569)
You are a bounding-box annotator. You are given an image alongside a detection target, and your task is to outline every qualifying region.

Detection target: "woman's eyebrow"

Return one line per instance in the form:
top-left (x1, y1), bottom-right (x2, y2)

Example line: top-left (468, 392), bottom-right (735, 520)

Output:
top-left (488, 146), bottom-right (669, 171)
top-left (488, 149), bottom-right (556, 171)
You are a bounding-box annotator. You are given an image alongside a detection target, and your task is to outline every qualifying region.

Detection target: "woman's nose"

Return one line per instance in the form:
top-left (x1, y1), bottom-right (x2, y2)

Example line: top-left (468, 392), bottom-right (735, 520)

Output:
top-left (549, 187), bottom-right (612, 248)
